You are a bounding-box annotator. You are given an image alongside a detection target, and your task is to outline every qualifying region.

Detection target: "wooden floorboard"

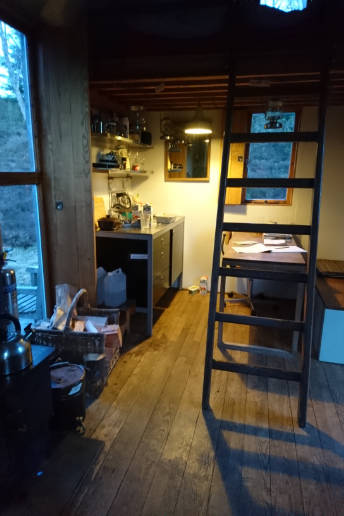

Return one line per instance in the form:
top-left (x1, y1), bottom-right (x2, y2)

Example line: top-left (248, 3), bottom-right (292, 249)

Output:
top-left (2, 291), bottom-right (344, 516)
top-left (267, 355), bottom-right (304, 516)
top-left (286, 360), bottom-right (337, 516)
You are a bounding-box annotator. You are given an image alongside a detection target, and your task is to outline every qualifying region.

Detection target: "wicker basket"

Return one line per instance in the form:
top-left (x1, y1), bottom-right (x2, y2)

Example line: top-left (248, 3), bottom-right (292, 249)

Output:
top-left (30, 289), bottom-right (121, 380)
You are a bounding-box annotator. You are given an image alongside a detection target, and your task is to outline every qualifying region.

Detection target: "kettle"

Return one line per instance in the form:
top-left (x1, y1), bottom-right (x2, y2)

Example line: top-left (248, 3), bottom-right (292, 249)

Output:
top-left (0, 314), bottom-right (33, 375)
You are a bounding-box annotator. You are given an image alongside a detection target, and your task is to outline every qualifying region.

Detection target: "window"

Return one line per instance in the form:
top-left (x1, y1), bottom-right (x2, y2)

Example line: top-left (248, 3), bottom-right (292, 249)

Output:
top-left (260, 0), bottom-right (307, 13)
top-left (243, 111), bottom-right (297, 204)
top-left (0, 19), bottom-right (46, 325)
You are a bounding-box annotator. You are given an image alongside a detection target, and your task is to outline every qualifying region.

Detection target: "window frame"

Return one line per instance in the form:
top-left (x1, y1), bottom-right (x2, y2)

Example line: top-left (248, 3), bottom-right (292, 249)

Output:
top-left (0, 15), bottom-right (41, 182)
top-left (241, 108), bottom-right (300, 206)
top-left (0, 13), bottom-right (49, 316)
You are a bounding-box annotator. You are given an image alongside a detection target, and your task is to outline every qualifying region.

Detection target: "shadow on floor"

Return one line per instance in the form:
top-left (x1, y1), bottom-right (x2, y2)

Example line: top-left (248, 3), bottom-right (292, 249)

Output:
top-left (2, 432), bottom-right (104, 515)
top-left (204, 407), bottom-right (344, 516)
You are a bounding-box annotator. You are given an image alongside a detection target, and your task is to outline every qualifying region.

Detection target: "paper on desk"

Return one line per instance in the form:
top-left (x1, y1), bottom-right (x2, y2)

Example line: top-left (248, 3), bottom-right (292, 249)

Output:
top-left (263, 238), bottom-right (287, 245)
top-left (272, 245), bottom-right (307, 253)
top-left (232, 243), bottom-right (267, 253)
top-left (233, 243), bottom-right (307, 254)
top-left (231, 240), bottom-right (258, 245)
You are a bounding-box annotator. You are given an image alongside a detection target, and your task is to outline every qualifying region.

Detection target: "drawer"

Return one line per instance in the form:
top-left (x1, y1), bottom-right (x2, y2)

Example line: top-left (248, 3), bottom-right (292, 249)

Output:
top-left (153, 266), bottom-right (170, 305)
top-left (153, 233), bottom-right (170, 271)
top-left (154, 232), bottom-right (170, 254)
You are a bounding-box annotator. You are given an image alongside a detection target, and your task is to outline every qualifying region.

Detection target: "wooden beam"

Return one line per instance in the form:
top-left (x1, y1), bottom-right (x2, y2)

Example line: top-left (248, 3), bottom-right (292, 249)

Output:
top-left (0, 172), bottom-right (42, 186)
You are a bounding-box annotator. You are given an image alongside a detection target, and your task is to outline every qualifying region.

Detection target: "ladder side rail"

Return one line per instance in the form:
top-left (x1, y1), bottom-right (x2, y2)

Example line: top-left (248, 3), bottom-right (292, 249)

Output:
top-left (202, 69), bottom-right (236, 409)
top-left (298, 62), bottom-right (330, 427)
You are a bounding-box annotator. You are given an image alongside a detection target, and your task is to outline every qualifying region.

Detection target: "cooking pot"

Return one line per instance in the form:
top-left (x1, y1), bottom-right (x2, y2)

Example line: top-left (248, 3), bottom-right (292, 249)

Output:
top-left (98, 215), bottom-right (119, 231)
top-left (0, 314), bottom-right (32, 375)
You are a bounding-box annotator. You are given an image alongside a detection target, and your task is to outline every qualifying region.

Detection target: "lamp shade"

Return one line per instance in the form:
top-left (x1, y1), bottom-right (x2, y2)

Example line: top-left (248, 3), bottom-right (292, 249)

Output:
top-left (184, 109), bottom-right (212, 135)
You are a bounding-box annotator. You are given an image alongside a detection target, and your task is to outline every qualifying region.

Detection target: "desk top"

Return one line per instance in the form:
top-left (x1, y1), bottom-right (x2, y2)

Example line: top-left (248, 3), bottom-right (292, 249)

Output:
top-left (223, 232), bottom-right (306, 266)
top-left (96, 216), bottom-right (184, 241)
top-left (317, 277), bottom-right (344, 310)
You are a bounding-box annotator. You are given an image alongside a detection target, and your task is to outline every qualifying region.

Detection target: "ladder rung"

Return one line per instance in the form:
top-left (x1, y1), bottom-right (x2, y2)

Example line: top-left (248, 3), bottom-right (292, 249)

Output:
top-left (226, 178), bottom-right (314, 189)
top-left (230, 131), bottom-right (319, 143)
top-left (215, 312), bottom-right (304, 331)
top-left (212, 359), bottom-right (301, 382)
top-left (219, 267), bottom-right (308, 283)
top-left (223, 222), bottom-right (311, 235)
top-left (219, 341), bottom-right (293, 357)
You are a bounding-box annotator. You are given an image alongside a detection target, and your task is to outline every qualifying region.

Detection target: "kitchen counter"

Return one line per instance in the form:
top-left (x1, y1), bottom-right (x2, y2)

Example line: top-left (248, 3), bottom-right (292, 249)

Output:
top-left (96, 217), bottom-right (184, 336)
top-left (97, 216), bottom-right (184, 240)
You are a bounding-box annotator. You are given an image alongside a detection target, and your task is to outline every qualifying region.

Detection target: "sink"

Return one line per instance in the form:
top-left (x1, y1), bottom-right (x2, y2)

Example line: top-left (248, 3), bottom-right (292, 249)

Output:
top-left (155, 215), bottom-right (176, 224)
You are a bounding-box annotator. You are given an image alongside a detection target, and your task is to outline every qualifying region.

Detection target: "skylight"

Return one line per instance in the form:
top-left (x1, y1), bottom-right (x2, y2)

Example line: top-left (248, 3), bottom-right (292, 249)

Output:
top-left (260, 0), bottom-right (307, 12)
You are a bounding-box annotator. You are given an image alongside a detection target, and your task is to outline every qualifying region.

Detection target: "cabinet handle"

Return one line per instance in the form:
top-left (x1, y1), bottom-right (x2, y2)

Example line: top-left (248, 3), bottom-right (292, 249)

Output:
top-left (130, 253), bottom-right (148, 260)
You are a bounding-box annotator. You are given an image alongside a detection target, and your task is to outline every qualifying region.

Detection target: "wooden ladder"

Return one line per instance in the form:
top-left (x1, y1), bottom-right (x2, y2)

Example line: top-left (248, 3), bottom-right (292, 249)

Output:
top-left (202, 64), bottom-right (329, 428)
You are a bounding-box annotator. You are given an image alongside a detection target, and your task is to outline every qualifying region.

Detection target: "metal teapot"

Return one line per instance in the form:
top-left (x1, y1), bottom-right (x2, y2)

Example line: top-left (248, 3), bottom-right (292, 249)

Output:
top-left (0, 314), bottom-right (32, 376)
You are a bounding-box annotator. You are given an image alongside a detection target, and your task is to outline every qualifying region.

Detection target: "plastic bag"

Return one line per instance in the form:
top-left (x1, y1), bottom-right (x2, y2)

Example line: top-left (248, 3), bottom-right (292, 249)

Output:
top-left (103, 268), bottom-right (127, 307)
top-left (96, 267), bottom-right (107, 306)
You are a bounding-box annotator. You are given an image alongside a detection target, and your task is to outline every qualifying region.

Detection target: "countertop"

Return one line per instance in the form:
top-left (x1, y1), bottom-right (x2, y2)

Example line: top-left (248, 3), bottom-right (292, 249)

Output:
top-left (96, 216), bottom-right (184, 240)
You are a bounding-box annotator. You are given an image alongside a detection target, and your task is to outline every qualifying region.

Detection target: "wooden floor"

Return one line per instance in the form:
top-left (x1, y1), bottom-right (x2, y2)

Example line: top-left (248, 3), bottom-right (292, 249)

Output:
top-left (3, 290), bottom-right (344, 516)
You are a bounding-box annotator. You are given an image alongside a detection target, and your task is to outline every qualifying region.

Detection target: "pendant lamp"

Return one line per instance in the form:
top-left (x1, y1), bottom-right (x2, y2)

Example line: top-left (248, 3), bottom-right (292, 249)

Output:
top-left (184, 107), bottom-right (212, 135)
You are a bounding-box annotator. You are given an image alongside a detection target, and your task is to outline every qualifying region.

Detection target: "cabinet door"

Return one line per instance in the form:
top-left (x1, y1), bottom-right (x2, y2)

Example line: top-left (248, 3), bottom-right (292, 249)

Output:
top-left (170, 222), bottom-right (184, 285)
top-left (153, 232), bottom-right (171, 305)
top-left (153, 232), bottom-right (170, 271)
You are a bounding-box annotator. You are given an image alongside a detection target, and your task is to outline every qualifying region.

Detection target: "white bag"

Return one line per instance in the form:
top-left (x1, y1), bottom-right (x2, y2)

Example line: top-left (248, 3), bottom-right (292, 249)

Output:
top-left (103, 268), bottom-right (127, 307)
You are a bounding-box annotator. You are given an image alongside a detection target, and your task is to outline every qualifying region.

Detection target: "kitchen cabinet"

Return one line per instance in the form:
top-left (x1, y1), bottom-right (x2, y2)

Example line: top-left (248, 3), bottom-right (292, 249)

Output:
top-left (170, 222), bottom-right (184, 286)
top-left (96, 217), bottom-right (184, 336)
top-left (153, 231), bottom-right (171, 305)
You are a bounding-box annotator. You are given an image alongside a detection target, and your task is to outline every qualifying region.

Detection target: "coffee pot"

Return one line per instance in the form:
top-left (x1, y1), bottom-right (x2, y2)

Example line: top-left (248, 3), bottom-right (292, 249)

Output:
top-left (0, 314), bottom-right (32, 376)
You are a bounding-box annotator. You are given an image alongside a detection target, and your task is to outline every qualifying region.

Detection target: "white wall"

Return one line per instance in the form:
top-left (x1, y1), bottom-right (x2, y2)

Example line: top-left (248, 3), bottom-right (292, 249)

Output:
top-left (128, 110), bottom-right (222, 287)
top-left (318, 106), bottom-right (344, 260)
top-left (92, 106), bottom-right (344, 291)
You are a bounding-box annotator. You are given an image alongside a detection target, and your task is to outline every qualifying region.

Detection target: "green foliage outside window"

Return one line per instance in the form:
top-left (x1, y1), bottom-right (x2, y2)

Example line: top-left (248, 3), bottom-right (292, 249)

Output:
top-left (245, 112), bottom-right (296, 201)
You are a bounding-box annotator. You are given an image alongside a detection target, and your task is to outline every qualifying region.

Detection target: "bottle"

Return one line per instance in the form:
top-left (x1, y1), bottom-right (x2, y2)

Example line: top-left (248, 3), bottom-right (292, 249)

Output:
top-left (199, 276), bottom-right (208, 296)
top-left (140, 117), bottom-right (152, 145)
top-left (120, 117), bottom-right (129, 138)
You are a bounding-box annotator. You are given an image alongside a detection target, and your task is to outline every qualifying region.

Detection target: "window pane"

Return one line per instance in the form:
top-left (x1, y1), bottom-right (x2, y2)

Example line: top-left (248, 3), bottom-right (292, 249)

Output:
top-left (260, 0), bottom-right (307, 13)
top-left (0, 185), bottom-right (46, 327)
top-left (246, 112), bottom-right (295, 201)
top-left (186, 140), bottom-right (208, 178)
top-left (0, 20), bottom-right (35, 172)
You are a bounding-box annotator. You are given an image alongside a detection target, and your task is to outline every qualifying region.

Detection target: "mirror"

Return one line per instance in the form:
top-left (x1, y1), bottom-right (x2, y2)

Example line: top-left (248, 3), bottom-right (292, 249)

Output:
top-left (165, 139), bottom-right (210, 182)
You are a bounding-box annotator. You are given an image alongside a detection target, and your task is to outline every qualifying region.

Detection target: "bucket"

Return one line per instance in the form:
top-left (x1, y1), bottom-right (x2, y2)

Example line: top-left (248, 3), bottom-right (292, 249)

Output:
top-left (50, 362), bottom-right (86, 431)
top-left (83, 352), bottom-right (107, 398)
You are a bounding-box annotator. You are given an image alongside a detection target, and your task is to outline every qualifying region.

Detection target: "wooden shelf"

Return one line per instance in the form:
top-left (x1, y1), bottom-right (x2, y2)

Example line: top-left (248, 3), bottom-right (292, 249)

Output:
top-left (92, 168), bottom-right (148, 179)
top-left (91, 133), bottom-right (153, 150)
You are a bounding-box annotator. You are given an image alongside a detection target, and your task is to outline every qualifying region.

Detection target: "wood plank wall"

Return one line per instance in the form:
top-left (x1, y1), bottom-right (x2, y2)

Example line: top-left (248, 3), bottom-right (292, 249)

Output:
top-left (36, 24), bottom-right (96, 308)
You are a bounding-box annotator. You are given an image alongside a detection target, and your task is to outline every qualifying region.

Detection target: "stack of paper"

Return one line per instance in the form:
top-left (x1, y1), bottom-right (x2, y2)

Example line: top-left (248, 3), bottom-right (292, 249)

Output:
top-left (263, 233), bottom-right (292, 245)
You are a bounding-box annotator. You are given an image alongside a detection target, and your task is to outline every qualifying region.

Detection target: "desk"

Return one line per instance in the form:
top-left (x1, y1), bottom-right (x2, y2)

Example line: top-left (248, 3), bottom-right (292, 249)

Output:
top-left (219, 233), bottom-right (307, 354)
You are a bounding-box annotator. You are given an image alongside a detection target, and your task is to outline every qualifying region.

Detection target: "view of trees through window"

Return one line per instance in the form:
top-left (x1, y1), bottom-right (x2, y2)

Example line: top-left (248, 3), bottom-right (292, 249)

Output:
top-left (245, 112), bottom-right (296, 202)
top-left (0, 19), bottom-right (45, 322)
top-left (260, 0), bottom-right (307, 13)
